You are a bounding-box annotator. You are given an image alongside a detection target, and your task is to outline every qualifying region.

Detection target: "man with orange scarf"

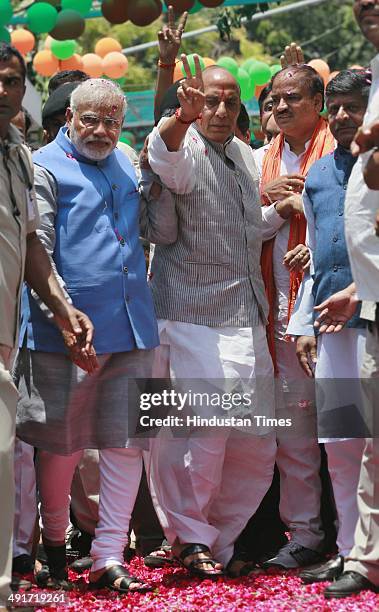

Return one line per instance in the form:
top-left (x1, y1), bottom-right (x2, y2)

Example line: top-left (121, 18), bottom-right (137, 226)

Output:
top-left (253, 65), bottom-right (335, 570)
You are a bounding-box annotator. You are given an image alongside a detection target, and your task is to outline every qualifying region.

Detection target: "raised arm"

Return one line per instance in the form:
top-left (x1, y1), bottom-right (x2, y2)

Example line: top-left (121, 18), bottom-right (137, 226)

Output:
top-left (154, 6), bottom-right (187, 124)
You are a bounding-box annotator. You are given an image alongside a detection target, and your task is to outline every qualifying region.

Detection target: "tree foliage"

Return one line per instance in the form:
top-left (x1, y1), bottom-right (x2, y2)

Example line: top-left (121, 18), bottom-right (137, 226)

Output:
top-left (244, 0), bottom-right (374, 70)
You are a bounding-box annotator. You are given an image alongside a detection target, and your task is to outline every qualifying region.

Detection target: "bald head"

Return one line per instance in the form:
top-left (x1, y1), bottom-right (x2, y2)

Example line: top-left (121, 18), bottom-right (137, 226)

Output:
top-left (203, 65), bottom-right (240, 92)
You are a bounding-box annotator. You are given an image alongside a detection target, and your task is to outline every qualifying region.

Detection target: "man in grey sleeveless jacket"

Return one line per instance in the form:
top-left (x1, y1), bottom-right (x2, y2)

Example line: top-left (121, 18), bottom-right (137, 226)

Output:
top-left (145, 55), bottom-right (277, 576)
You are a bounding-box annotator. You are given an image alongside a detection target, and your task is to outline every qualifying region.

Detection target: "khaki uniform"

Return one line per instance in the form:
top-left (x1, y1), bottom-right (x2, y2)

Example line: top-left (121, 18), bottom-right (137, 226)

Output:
top-left (0, 125), bottom-right (39, 606)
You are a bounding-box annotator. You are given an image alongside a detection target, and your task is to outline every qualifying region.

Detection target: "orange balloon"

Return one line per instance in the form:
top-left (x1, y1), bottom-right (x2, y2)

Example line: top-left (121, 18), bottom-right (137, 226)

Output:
top-left (255, 83), bottom-right (267, 99)
top-left (308, 59), bottom-right (330, 84)
top-left (33, 50), bottom-right (59, 77)
top-left (11, 29), bottom-right (35, 56)
top-left (82, 53), bottom-right (103, 78)
top-left (173, 61), bottom-right (183, 82)
top-left (102, 52), bottom-right (128, 79)
top-left (328, 70), bottom-right (339, 83)
top-left (95, 37), bottom-right (122, 58)
top-left (59, 54), bottom-right (83, 72)
top-left (202, 57), bottom-right (215, 68)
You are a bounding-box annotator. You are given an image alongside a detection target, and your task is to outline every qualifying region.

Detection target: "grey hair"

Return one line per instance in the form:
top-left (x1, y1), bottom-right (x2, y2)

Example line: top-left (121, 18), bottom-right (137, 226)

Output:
top-left (70, 78), bottom-right (126, 115)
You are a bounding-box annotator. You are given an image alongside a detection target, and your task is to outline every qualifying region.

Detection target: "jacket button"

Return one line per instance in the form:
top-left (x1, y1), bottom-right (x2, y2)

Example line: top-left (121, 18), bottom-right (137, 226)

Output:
top-left (123, 266), bottom-right (128, 273)
top-left (333, 265), bottom-right (338, 272)
top-left (120, 239), bottom-right (125, 246)
top-left (112, 184), bottom-right (118, 190)
top-left (333, 236), bottom-right (338, 242)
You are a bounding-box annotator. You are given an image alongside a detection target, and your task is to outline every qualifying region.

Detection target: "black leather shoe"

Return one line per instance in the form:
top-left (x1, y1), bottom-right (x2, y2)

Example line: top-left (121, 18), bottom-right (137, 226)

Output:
top-left (300, 555), bottom-right (344, 584)
top-left (262, 541), bottom-right (323, 570)
top-left (69, 556), bottom-right (93, 573)
top-left (324, 571), bottom-right (379, 599)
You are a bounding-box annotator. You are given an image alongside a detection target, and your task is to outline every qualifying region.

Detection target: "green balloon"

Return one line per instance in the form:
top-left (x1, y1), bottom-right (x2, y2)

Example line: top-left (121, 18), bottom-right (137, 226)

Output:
top-left (61, 0), bottom-right (92, 16)
top-left (249, 61), bottom-right (271, 86)
top-left (270, 64), bottom-right (282, 77)
top-left (217, 56), bottom-right (238, 78)
top-left (50, 39), bottom-right (76, 60)
top-left (0, 1), bottom-right (13, 27)
top-left (120, 135), bottom-right (132, 146)
top-left (27, 3), bottom-right (58, 34)
top-left (237, 68), bottom-right (254, 102)
top-left (181, 54), bottom-right (205, 77)
top-left (0, 26), bottom-right (10, 43)
top-left (189, 0), bottom-right (202, 13)
top-left (241, 58), bottom-right (259, 75)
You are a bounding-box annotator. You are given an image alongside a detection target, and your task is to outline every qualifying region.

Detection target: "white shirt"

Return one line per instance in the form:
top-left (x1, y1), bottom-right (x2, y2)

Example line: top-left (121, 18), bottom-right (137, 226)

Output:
top-left (345, 53), bottom-right (379, 307)
top-left (253, 141), bottom-right (309, 340)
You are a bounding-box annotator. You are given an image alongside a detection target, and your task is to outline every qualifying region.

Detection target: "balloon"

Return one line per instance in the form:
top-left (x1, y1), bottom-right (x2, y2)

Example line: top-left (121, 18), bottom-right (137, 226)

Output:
top-left (59, 53), bottom-right (83, 71)
top-left (81, 53), bottom-right (103, 77)
top-left (237, 68), bottom-right (254, 102)
top-left (270, 64), bottom-right (281, 77)
top-left (95, 37), bottom-right (122, 58)
top-left (241, 58), bottom-right (258, 74)
top-left (189, 0), bottom-right (202, 13)
top-left (128, 0), bottom-right (162, 26)
top-left (200, 0), bottom-right (223, 6)
top-left (328, 70), bottom-right (339, 83)
top-left (202, 57), bottom-right (215, 68)
top-left (27, 3), bottom-right (58, 34)
top-left (102, 52), bottom-right (128, 79)
top-left (166, 0), bottom-right (194, 12)
top-left (0, 26), bottom-right (10, 43)
top-left (255, 83), bottom-right (267, 99)
top-left (173, 61), bottom-right (183, 82)
top-left (0, 1), bottom-right (13, 27)
top-left (308, 58), bottom-right (330, 84)
top-left (249, 61), bottom-right (271, 86)
top-left (50, 9), bottom-right (85, 40)
top-left (216, 56), bottom-right (238, 78)
top-left (51, 39), bottom-right (76, 60)
top-left (101, 0), bottom-right (130, 24)
top-left (180, 53), bottom-right (205, 76)
top-left (33, 49), bottom-right (59, 77)
top-left (11, 29), bottom-right (35, 56)
top-left (61, 0), bottom-right (92, 16)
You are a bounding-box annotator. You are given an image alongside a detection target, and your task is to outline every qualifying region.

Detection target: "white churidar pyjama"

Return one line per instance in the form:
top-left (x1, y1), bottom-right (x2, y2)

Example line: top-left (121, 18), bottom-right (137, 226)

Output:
top-left (147, 320), bottom-right (277, 566)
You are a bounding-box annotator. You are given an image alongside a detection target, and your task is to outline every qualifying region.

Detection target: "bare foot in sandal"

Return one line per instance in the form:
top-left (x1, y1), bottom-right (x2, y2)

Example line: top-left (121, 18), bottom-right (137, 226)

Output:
top-left (89, 565), bottom-right (152, 593)
top-left (172, 542), bottom-right (223, 579)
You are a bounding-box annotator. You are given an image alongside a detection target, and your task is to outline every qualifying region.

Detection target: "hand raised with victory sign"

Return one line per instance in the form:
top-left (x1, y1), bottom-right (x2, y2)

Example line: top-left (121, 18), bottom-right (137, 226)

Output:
top-left (177, 53), bottom-right (205, 122)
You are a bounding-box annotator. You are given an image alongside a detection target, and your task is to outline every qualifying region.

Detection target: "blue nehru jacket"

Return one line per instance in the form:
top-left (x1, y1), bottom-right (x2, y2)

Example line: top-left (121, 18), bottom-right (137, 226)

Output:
top-left (305, 145), bottom-right (364, 329)
top-left (24, 127), bottom-right (159, 354)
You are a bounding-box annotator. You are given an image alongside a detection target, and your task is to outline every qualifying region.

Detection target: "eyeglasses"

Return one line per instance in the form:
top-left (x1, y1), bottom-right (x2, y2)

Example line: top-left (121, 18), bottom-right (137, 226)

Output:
top-left (204, 96), bottom-right (240, 112)
top-left (78, 113), bottom-right (122, 131)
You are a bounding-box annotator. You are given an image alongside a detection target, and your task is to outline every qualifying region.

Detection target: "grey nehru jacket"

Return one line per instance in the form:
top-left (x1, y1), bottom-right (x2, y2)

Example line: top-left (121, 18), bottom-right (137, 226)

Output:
top-left (146, 123), bottom-right (269, 328)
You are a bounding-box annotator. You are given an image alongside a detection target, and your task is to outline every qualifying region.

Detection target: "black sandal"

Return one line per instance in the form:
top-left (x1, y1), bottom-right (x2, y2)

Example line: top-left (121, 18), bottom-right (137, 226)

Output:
top-left (89, 565), bottom-right (152, 594)
top-left (175, 544), bottom-right (224, 580)
top-left (144, 540), bottom-right (173, 568)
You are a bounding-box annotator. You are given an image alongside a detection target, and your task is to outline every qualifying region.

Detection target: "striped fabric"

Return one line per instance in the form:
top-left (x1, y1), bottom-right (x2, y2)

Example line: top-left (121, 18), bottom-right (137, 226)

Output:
top-left (149, 125), bottom-right (269, 328)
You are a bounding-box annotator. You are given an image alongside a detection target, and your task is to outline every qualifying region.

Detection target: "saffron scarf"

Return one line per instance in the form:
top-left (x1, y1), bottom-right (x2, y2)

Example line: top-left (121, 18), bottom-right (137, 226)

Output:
top-left (260, 117), bottom-right (335, 371)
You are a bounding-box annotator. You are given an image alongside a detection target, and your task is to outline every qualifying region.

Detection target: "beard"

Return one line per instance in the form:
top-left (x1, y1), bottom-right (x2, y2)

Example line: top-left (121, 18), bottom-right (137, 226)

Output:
top-left (70, 124), bottom-right (115, 161)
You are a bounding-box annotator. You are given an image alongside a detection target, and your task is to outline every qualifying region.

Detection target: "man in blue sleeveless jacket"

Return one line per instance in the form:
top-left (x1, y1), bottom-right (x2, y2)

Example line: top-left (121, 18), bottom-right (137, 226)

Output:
top-left (287, 69), bottom-right (371, 588)
top-left (16, 79), bottom-right (160, 593)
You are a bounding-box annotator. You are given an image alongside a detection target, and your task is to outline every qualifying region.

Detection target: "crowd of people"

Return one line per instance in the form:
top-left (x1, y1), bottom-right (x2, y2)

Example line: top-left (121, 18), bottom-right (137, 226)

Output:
top-left (0, 0), bottom-right (379, 608)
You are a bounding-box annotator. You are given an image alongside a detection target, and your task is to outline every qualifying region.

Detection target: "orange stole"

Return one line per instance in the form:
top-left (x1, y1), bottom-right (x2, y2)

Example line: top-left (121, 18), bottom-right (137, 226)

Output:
top-left (260, 117), bottom-right (335, 371)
